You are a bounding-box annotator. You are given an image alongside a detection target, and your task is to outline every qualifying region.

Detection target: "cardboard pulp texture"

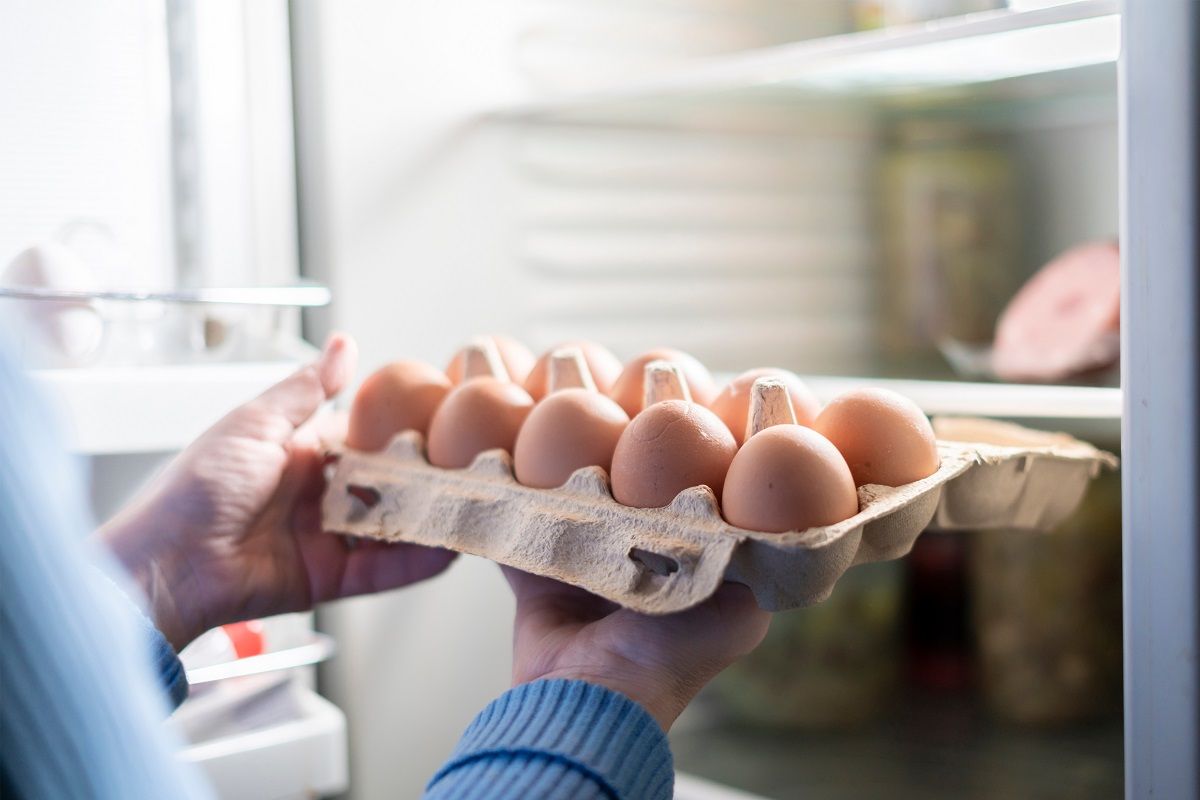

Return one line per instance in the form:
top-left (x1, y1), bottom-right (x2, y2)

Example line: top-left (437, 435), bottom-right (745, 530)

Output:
top-left (322, 417), bottom-right (1116, 614)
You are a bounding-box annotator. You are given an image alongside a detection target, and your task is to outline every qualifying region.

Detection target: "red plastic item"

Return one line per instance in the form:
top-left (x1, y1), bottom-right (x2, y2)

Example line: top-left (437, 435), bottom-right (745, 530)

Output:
top-left (221, 620), bottom-right (266, 659)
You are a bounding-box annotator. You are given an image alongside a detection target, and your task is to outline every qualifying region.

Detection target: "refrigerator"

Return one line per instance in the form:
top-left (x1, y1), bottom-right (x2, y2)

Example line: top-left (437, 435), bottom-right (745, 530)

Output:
top-left (3, 1), bottom-right (1195, 798)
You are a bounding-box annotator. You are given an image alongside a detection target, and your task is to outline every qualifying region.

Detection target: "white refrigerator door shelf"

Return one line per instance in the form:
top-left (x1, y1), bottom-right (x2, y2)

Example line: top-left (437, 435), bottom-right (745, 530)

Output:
top-left (32, 340), bottom-right (317, 455)
top-left (180, 687), bottom-right (347, 800)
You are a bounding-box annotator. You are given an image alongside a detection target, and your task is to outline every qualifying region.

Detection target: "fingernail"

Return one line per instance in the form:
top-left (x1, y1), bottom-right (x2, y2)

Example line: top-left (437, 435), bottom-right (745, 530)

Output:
top-left (317, 332), bottom-right (357, 395)
top-left (320, 332), bottom-right (341, 360)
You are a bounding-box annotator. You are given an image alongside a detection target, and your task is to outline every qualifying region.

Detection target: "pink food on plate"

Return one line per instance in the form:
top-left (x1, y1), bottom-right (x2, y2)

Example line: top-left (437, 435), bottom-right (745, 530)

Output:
top-left (992, 241), bottom-right (1120, 382)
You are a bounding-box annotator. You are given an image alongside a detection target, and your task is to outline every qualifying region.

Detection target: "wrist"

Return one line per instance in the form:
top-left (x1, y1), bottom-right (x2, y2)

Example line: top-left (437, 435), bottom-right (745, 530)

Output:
top-left (94, 516), bottom-right (204, 651)
top-left (523, 668), bottom-right (693, 732)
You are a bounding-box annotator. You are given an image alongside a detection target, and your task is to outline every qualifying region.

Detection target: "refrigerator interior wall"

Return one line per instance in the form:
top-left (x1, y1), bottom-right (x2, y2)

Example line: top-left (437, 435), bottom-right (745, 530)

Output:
top-left (293, 7), bottom-right (545, 797)
top-left (294, 4), bottom-right (1118, 799)
top-left (509, 111), bottom-right (878, 373)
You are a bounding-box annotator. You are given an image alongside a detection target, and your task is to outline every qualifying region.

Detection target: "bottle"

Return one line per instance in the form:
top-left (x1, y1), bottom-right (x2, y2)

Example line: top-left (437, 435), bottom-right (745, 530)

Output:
top-left (879, 120), bottom-right (1021, 372)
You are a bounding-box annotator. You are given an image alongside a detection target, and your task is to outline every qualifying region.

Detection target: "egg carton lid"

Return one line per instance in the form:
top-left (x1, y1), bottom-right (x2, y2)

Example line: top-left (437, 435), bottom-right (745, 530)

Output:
top-left (321, 418), bottom-right (1115, 614)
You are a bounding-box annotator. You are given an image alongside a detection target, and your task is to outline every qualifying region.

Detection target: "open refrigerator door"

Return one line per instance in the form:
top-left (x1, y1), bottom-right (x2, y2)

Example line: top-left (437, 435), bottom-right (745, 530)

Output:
top-left (2, 3), bottom-right (349, 798)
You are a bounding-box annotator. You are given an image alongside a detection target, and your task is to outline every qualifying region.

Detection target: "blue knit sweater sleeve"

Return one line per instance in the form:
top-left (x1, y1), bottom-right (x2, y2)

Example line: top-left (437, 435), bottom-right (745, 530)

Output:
top-left (425, 679), bottom-right (674, 800)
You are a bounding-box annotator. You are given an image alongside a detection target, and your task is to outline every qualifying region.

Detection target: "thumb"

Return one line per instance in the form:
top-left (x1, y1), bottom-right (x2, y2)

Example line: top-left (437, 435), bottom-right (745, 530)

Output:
top-left (247, 333), bottom-right (358, 439)
top-left (501, 565), bottom-right (587, 605)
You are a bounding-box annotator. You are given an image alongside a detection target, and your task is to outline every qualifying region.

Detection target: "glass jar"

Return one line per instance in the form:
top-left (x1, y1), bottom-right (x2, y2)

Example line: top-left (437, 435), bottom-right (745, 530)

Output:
top-left (879, 121), bottom-right (1021, 368)
top-left (707, 560), bottom-right (904, 729)
top-left (968, 470), bottom-right (1123, 725)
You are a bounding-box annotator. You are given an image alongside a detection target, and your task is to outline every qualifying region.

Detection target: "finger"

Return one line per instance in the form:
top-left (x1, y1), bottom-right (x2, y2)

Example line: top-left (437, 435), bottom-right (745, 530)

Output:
top-left (273, 432), bottom-right (328, 515)
top-left (500, 565), bottom-right (549, 597)
top-left (501, 566), bottom-right (609, 608)
top-left (299, 409), bottom-right (349, 452)
top-left (654, 582), bottom-right (770, 658)
top-left (701, 582), bottom-right (771, 658)
top-left (501, 565), bottom-right (619, 640)
top-left (316, 332), bottom-right (357, 397)
top-left (702, 581), bottom-right (764, 621)
top-left (249, 333), bottom-right (359, 438)
top-left (336, 541), bottom-right (457, 599)
top-left (295, 497), bottom-right (459, 603)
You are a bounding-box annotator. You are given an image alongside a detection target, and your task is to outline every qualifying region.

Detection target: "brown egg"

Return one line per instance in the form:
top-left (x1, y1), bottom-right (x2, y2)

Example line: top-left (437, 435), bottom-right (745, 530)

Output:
top-left (722, 425), bottom-right (858, 532)
top-left (445, 334), bottom-right (535, 385)
top-left (513, 389), bottom-right (629, 489)
top-left (346, 361), bottom-right (452, 451)
top-left (426, 378), bottom-right (535, 468)
top-left (524, 341), bottom-right (622, 401)
top-left (813, 388), bottom-right (939, 487)
top-left (710, 368), bottom-right (822, 446)
top-left (610, 400), bottom-right (737, 508)
top-left (609, 348), bottom-right (717, 416)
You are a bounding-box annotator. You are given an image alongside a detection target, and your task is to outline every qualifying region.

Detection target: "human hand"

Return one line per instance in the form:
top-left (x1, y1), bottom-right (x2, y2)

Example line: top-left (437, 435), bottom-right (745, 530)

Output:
top-left (503, 568), bottom-right (770, 731)
top-left (97, 334), bottom-right (456, 650)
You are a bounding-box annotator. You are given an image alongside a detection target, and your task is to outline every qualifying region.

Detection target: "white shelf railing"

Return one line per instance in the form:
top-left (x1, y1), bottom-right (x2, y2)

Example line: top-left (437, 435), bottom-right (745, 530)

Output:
top-left (801, 375), bottom-right (1120, 420)
top-left (496, 0), bottom-right (1119, 120)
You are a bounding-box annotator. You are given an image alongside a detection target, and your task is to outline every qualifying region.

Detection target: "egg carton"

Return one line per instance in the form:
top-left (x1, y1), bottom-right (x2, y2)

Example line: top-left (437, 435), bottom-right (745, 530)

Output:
top-left (321, 417), bottom-right (1116, 614)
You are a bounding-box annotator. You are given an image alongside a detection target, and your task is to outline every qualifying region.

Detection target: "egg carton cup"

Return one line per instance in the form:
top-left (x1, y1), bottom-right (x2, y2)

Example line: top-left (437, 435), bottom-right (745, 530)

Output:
top-left (321, 417), bottom-right (1116, 614)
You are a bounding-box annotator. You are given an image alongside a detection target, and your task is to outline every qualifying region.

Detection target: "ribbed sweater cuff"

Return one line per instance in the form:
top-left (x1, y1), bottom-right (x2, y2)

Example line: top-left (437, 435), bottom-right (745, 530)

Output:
top-left (149, 626), bottom-right (189, 710)
top-left (426, 679), bottom-right (673, 800)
